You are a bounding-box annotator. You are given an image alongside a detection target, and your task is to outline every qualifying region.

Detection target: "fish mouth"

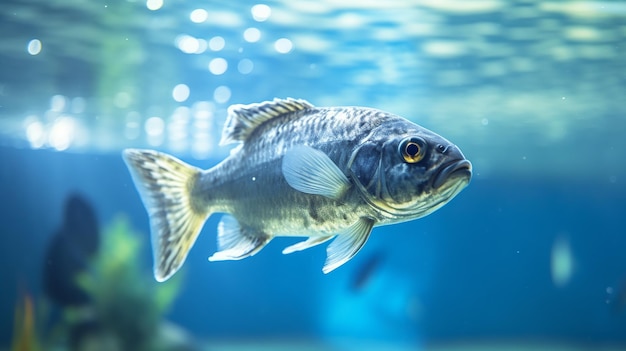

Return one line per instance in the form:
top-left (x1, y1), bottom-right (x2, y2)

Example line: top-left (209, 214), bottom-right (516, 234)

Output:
top-left (432, 159), bottom-right (472, 189)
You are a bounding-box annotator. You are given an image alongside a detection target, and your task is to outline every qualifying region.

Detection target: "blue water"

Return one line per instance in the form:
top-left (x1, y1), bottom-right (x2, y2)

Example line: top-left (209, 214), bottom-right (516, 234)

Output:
top-left (1, 0), bottom-right (626, 349)
top-left (2, 146), bottom-right (625, 347)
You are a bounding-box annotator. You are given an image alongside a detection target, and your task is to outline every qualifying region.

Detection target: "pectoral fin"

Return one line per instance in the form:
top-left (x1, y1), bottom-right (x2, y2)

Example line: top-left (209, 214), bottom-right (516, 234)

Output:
top-left (323, 217), bottom-right (375, 274)
top-left (282, 145), bottom-right (350, 200)
top-left (282, 235), bottom-right (333, 255)
top-left (208, 215), bottom-right (271, 261)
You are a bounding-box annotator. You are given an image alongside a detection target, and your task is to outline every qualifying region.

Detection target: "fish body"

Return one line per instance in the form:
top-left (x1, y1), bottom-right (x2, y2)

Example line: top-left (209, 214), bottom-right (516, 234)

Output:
top-left (123, 98), bottom-right (471, 282)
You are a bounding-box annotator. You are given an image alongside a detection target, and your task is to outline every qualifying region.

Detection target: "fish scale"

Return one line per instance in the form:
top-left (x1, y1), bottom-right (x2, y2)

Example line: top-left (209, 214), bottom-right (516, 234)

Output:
top-left (123, 98), bottom-right (471, 281)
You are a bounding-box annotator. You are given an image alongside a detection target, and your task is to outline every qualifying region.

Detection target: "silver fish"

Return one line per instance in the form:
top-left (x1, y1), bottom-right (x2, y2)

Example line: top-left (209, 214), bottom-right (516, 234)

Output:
top-left (123, 98), bottom-right (471, 282)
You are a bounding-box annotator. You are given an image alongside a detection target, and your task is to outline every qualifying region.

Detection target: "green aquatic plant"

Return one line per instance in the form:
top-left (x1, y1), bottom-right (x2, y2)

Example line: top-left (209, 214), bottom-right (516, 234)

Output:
top-left (77, 215), bottom-right (183, 351)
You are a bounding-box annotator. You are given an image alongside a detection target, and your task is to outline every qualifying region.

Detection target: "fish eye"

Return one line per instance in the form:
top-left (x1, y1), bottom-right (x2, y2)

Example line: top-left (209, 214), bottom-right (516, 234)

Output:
top-left (399, 137), bottom-right (426, 164)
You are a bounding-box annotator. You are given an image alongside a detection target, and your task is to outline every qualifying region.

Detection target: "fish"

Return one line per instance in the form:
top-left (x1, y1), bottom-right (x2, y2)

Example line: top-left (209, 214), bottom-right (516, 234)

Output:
top-left (42, 194), bottom-right (100, 307)
top-left (123, 98), bottom-right (471, 282)
top-left (350, 251), bottom-right (386, 293)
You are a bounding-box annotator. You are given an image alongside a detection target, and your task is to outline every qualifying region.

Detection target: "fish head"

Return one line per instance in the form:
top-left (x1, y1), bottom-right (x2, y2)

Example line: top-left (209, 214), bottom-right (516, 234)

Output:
top-left (348, 122), bottom-right (472, 221)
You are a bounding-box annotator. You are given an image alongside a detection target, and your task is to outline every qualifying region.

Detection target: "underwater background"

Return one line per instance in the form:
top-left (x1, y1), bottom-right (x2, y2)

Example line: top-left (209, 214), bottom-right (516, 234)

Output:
top-left (1, 0), bottom-right (625, 350)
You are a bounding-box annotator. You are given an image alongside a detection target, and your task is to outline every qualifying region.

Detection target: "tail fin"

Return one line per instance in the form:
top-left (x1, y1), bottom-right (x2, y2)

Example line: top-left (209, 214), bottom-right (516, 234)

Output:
top-left (123, 149), bottom-right (209, 282)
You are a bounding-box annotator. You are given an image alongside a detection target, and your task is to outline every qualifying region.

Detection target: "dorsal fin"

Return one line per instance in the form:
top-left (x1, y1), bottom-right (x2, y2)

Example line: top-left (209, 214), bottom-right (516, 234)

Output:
top-left (219, 98), bottom-right (314, 145)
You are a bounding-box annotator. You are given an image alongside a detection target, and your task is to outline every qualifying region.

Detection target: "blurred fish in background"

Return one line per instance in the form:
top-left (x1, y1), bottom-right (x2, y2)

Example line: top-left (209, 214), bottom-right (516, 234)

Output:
top-left (38, 194), bottom-right (196, 351)
top-left (350, 251), bottom-right (386, 293)
top-left (323, 255), bottom-right (423, 343)
top-left (39, 194), bottom-right (105, 350)
top-left (42, 194), bottom-right (100, 308)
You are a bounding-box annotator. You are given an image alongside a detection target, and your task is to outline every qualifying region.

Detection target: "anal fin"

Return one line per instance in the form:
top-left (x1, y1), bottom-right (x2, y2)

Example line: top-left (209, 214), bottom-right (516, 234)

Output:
top-left (282, 235), bottom-right (333, 255)
top-left (323, 217), bottom-right (375, 274)
top-left (208, 215), bottom-right (271, 261)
